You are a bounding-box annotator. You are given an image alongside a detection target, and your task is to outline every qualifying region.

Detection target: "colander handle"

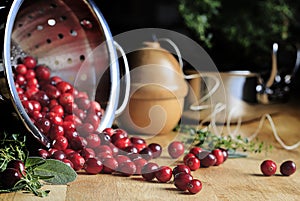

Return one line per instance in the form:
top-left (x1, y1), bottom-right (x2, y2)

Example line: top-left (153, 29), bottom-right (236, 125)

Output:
top-left (114, 41), bottom-right (130, 117)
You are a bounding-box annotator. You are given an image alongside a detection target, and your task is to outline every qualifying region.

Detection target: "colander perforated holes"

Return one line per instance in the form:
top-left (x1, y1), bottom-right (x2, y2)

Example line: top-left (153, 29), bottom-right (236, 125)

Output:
top-left (70, 30), bottom-right (77, 37)
top-left (27, 33), bottom-right (31, 37)
top-left (37, 25), bottom-right (43, 31)
top-left (60, 16), bottom-right (67, 21)
top-left (47, 19), bottom-right (56, 26)
top-left (80, 55), bottom-right (85, 61)
top-left (50, 3), bottom-right (58, 8)
top-left (18, 24), bottom-right (23, 28)
top-left (67, 58), bottom-right (72, 64)
top-left (58, 33), bottom-right (64, 39)
top-left (46, 39), bottom-right (52, 44)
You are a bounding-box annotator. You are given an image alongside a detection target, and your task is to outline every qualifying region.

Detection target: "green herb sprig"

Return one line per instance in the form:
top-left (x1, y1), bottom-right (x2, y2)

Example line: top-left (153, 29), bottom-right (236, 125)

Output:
top-left (177, 125), bottom-right (272, 157)
top-left (0, 132), bottom-right (77, 197)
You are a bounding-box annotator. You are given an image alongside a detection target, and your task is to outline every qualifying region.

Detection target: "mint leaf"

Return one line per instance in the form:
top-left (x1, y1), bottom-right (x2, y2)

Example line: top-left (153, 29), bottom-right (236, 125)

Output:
top-left (26, 157), bottom-right (77, 185)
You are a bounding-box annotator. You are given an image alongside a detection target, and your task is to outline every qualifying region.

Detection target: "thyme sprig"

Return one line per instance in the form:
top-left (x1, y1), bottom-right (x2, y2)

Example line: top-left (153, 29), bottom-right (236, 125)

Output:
top-left (176, 125), bottom-right (272, 156)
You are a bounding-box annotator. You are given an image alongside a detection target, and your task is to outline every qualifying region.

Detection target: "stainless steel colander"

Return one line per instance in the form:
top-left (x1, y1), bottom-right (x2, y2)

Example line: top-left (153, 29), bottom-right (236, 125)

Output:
top-left (0, 0), bottom-right (128, 148)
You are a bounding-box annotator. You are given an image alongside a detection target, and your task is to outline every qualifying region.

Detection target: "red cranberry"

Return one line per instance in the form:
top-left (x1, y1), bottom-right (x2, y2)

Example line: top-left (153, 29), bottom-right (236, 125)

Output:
top-left (118, 161), bottom-right (137, 176)
top-left (47, 112), bottom-right (63, 125)
top-left (185, 157), bottom-right (200, 171)
top-left (6, 160), bottom-right (26, 175)
top-left (102, 128), bottom-right (115, 137)
top-left (35, 117), bottom-right (51, 134)
top-left (84, 158), bottom-right (103, 174)
top-left (114, 137), bottom-right (131, 150)
top-left (22, 56), bottom-right (37, 68)
top-left (115, 155), bottom-right (131, 165)
top-left (94, 145), bottom-right (113, 156)
top-left (86, 133), bottom-right (101, 148)
top-left (133, 158), bottom-right (148, 175)
top-left (1, 168), bottom-right (22, 189)
top-left (35, 65), bottom-right (51, 81)
top-left (280, 160), bottom-right (296, 176)
top-left (56, 81), bottom-right (73, 93)
top-left (76, 97), bottom-right (91, 110)
top-left (260, 160), bottom-right (277, 176)
top-left (64, 149), bottom-right (76, 156)
top-left (155, 166), bottom-right (173, 183)
top-left (48, 148), bottom-right (58, 156)
top-left (139, 147), bottom-right (153, 161)
top-left (43, 84), bottom-right (61, 99)
top-left (212, 149), bottom-right (224, 166)
top-left (174, 172), bottom-right (193, 191)
top-left (183, 153), bottom-right (196, 164)
top-left (26, 78), bottom-right (38, 88)
top-left (50, 105), bottom-right (64, 117)
top-left (98, 133), bottom-right (111, 145)
top-left (50, 76), bottom-right (62, 85)
top-left (24, 87), bottom-right (39, 98)
top-left (97, 152), bottom-right (113, 162)
top-left (15, 64), bottom-right (27, 75)
top-left (25, 69), bottom-right (36, 79)
top-left (148, 143), bottom-right (162, 158)
top-left (52, 136), bottom-right (68, 150)
top-left (48, 124), bottom-right (64, 140)
top-left (77, 123), bottom-right (94, 137)
top-left (219, 148), bottom-right (229, 162)
top-left (22, 100), bottom-right (35, 114)
top-left (102, 157), bottom-right (118, 174)
top-left (189, 147), bottom-right (203, 156)
top-left (84, 113), bottom-right (100, 130)
top-left (64, 130), bottom-right (79, 142)
top-left (38, 148), bottom-right (50, 159)
top-left (64, 114), bottom-right (82, 126)
top-left (51, 150), bottom-right (66, 160)
top-left (200, 152), bottom-right (217, 167)
top-left (68, 153), bottom-right (85, 171)
top-left (63, 121), bottom-right (76, 134)
top-left (80, 148), bottom-right (96, 160)
top-left (172, 164), bottom-right (191, 176)
top-left (31, 90), bottom-right (50, 106)
top-left (76, 91), bottom-right (88, 99)
top-left (187, 179), bottom-right (202, 194)
top-left (59, 93), bottom-right (74, 106)
top-left (15, 74), bottom-right (26, 86)
top-left (89, 101), bottom-right (102, 114)
top-left (123, 145), bottom-right (139, 155)
top-left (141, 162), bottom-right (159, 181)
top-left (168, 141), bottom-right (185, 159)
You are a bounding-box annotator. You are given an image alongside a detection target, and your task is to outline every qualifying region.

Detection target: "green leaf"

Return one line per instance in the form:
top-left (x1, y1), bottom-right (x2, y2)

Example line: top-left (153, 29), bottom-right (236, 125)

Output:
top-left (26, 157), bottom-right (77, 185)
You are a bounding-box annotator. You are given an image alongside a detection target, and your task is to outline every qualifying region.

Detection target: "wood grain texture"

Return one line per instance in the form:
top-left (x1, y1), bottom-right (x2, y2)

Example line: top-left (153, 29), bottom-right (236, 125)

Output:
top-left (1, 100), bottom-right (300, 201)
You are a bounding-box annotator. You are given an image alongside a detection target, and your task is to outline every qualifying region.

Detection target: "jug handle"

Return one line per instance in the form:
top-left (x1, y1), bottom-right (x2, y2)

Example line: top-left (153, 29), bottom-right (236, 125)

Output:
top-left (114, 41), bottom-right (130, 117)
top-left (157, 38), bottom-right (220, 110)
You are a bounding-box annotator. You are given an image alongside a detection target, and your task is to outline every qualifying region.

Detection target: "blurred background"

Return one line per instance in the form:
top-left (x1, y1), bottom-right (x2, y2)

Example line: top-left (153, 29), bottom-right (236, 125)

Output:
top-left (96, 0), bottom-right (300, 99)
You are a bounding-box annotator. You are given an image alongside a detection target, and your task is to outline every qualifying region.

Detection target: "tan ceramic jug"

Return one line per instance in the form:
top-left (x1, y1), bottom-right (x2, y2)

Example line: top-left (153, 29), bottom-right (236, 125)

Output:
top-left (116, 41), bottom-right (188, 135)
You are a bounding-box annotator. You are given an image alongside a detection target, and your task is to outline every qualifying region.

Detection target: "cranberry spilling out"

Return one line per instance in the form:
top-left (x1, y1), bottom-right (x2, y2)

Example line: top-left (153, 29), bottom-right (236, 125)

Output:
top-left (260, 160), bottom-right (277, 176)
top-left (280, 160), bottom-right (296, 176)
top-left (155, 166), bottom-right (173, 183)
top-left (187, 179), bottom-right (202, 194)
top-left (174, 172), bottom-right (193, 191)
top-left (168, 141), bottom-right (185, 159)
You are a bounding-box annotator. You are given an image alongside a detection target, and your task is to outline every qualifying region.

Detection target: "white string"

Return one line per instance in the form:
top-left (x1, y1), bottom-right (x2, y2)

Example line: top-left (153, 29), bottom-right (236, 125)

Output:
top-left (225, 106), bottom-right (300, 150)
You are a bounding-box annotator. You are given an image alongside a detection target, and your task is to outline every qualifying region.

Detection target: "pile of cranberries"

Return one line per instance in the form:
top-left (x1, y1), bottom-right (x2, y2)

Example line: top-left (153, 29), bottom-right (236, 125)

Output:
top-left (13, 55), bottom-right (230, 195)
top-left (0, 160), bottom-right (26, 189)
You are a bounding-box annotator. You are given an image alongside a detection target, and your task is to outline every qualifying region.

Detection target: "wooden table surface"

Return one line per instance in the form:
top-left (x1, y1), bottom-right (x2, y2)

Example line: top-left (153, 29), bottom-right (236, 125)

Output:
top-left (1, 98), bottom-right (300, 201)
